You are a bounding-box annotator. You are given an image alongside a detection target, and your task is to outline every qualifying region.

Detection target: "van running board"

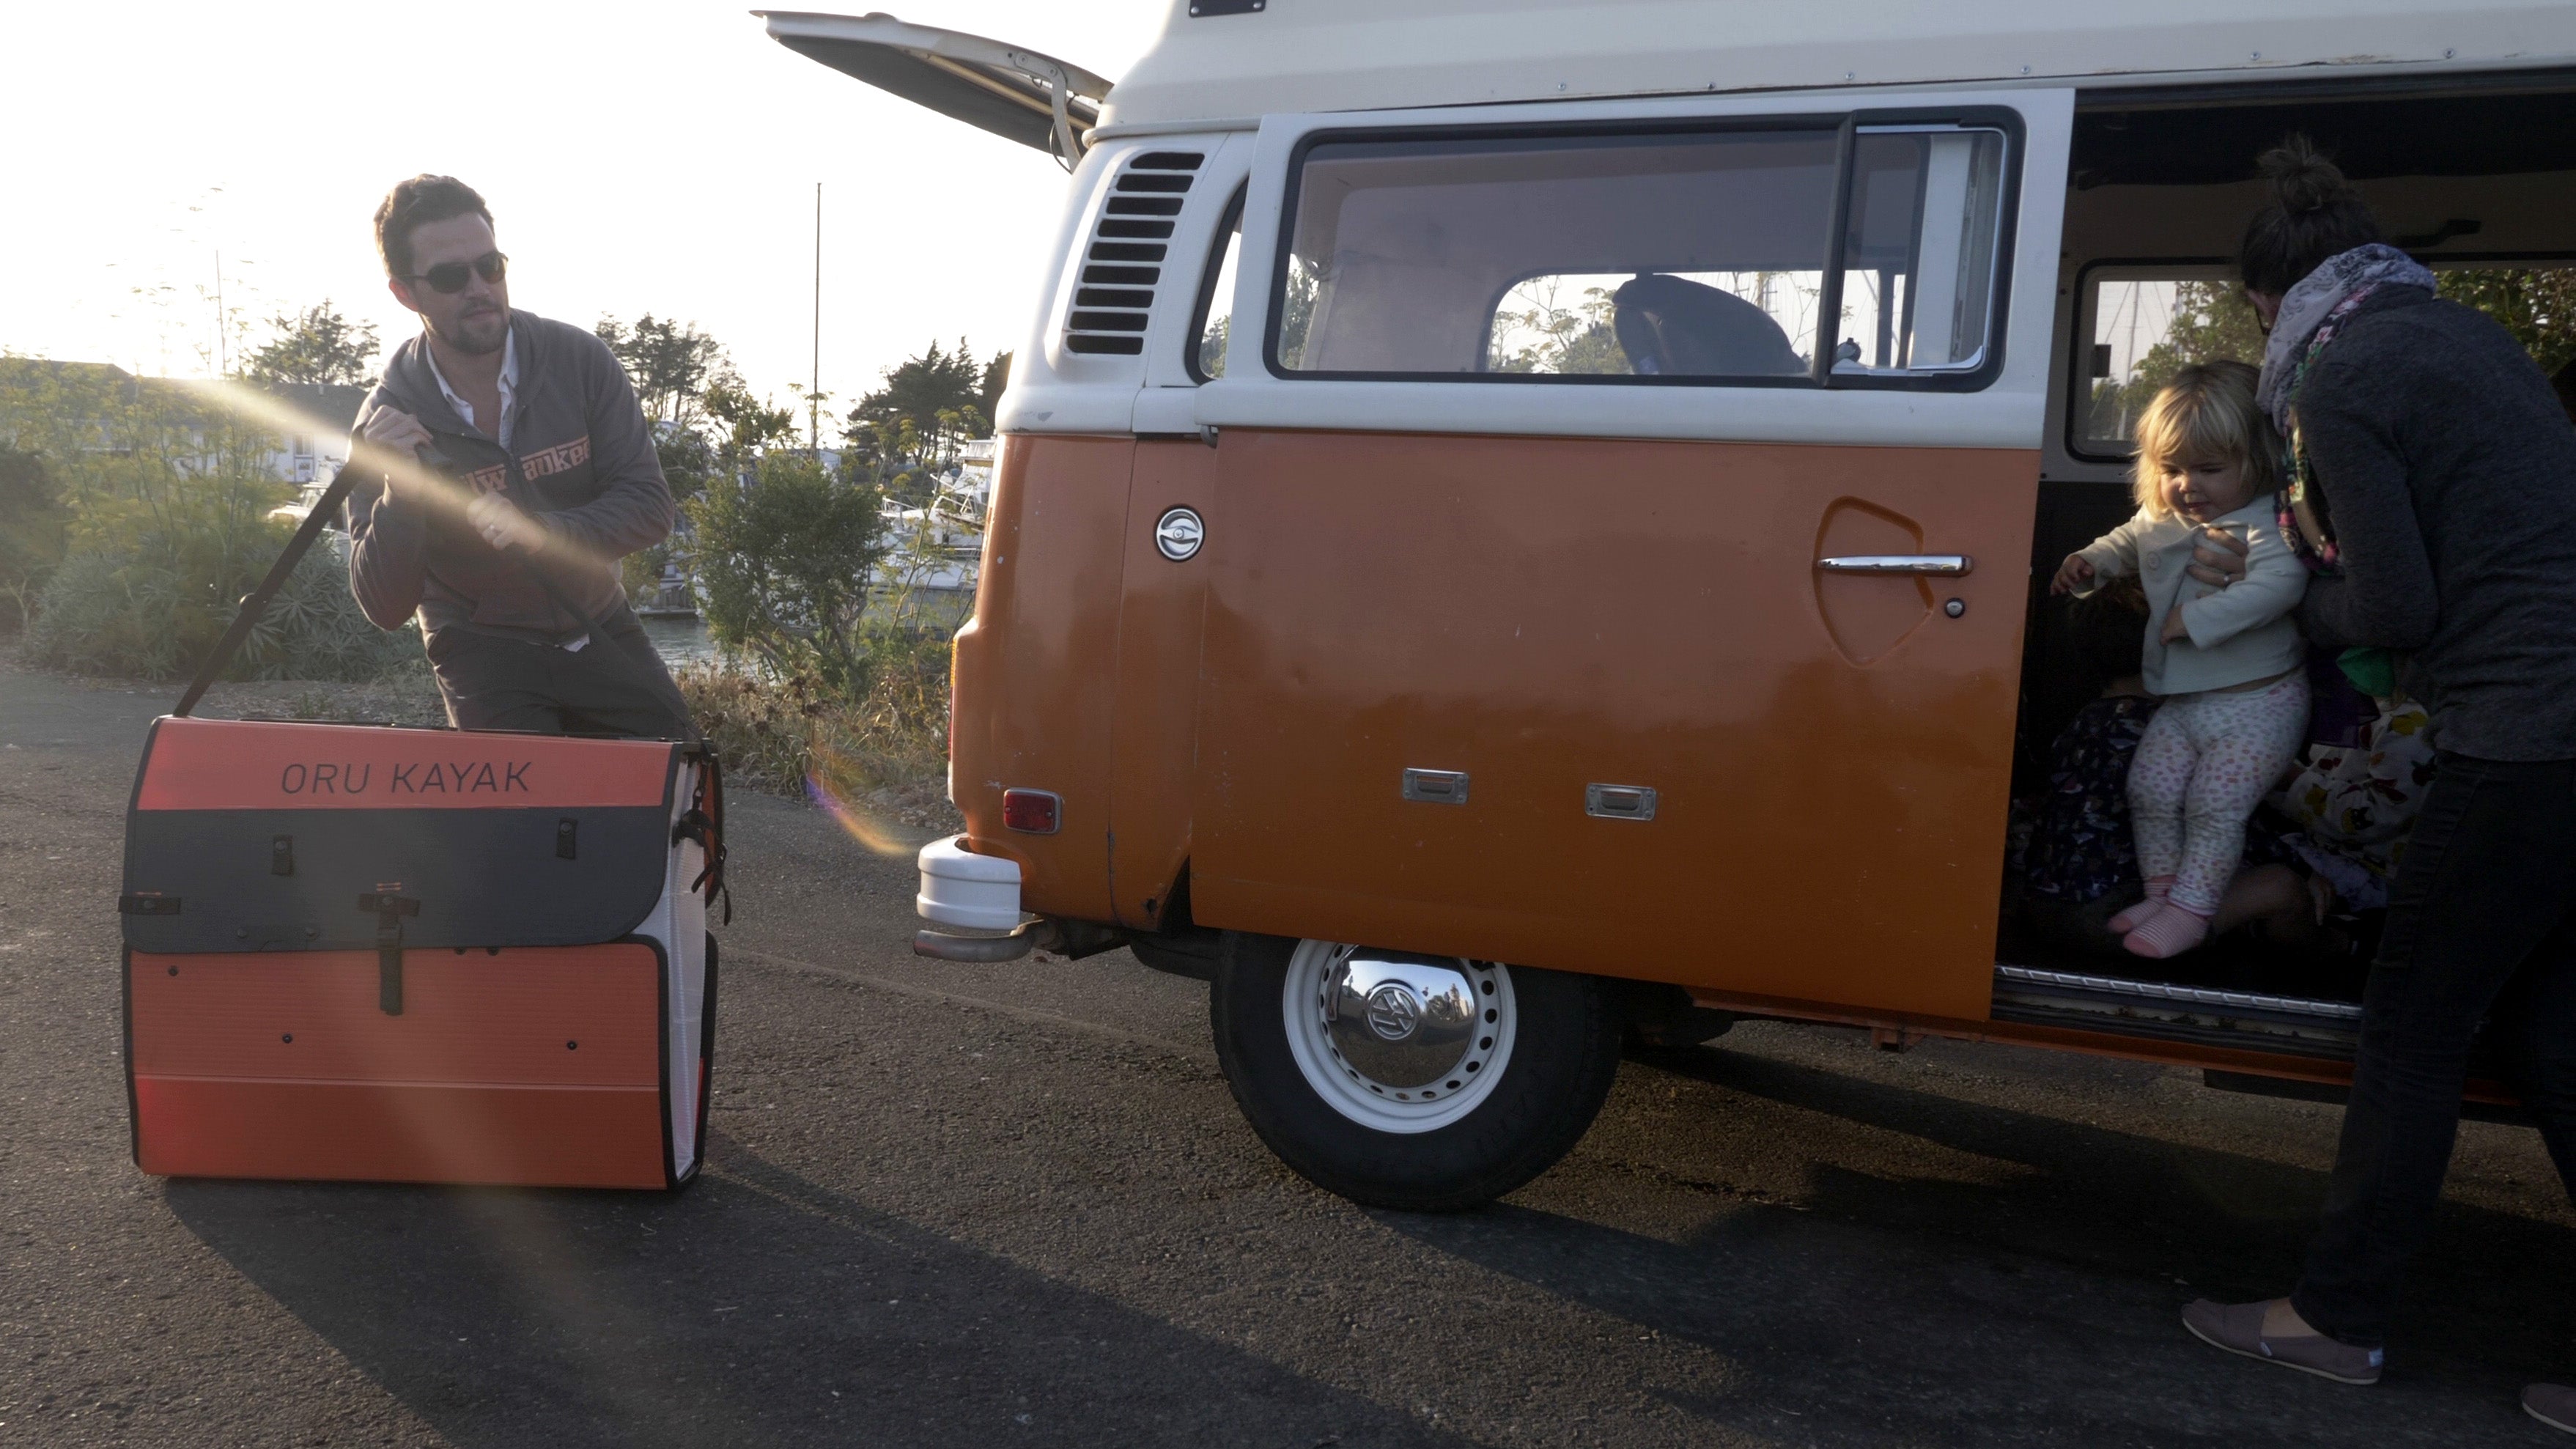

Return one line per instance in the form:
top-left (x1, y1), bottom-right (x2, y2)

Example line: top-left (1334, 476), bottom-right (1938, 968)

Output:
top-left (1991, 964), bottom-right (2361, 1059)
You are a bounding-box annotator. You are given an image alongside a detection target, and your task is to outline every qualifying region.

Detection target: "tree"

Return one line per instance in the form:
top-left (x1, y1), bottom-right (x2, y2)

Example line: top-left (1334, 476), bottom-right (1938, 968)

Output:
top-left (847, 339), bottom-right (999, 438)
top-left (685, 451), bottom-right (886, 696)
top-left (2085, 280), bottom-right (2270, 444)
top-left (1488, 278), bottom-right (1626, 375)
top-left (978, 350), bottom-right (1011, 421)
top-left (243, 301), bottom-right (380, 386)
top-left (2438, 266), bottom-right (2576, 377)
top-left (595, 315), bottom-right (734, 433)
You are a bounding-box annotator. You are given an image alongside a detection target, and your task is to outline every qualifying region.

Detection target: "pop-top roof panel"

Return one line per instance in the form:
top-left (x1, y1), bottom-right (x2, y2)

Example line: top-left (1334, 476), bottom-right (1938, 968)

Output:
top-left (1103, 0), bottom-right (2576, 128)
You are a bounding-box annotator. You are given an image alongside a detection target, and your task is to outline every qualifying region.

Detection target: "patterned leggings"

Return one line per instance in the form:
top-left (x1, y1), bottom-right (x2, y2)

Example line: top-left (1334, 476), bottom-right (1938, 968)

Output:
top-left (2127, 672), bottom-right (2313, 915)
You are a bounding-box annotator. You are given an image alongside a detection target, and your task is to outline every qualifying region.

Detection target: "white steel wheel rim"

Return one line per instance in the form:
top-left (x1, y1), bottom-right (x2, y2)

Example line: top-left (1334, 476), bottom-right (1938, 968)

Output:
top-left (1280, 939), bottom-right (1518, 1135)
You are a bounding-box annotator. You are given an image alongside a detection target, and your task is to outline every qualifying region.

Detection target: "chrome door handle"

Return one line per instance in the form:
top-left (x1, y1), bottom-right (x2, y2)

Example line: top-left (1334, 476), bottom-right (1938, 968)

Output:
top-left (1816, 554), bottom-right (1974, 577)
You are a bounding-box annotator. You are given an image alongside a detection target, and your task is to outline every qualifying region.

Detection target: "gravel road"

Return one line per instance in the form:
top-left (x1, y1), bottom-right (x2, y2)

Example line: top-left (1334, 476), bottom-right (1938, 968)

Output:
top-left (4, 662), bottom-right (2570, 1447)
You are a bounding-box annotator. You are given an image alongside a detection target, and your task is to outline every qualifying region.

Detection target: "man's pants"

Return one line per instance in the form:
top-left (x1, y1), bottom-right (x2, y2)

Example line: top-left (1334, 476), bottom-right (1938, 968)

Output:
top-left (424, 622), bottom-right (695, 739)
top-left (2292, 753), bottom-right (2576, 1347)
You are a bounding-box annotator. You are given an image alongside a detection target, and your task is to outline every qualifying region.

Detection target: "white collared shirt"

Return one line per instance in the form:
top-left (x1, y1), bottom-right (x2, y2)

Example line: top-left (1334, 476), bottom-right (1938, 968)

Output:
top-left (424, 324), bottom-right (519, 451)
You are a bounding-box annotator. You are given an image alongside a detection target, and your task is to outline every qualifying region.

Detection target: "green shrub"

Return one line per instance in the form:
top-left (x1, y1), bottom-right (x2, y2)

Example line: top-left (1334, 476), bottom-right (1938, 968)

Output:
top-left (686, 451), bottom-right (887, 696)
top-left (28, 529), bottom-right (424, 683)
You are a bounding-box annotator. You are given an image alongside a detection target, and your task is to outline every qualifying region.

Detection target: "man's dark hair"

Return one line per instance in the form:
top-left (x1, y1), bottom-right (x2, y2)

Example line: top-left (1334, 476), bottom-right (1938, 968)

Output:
top-left (375, 175), bottom-right (493, 281)
top-left (2237, 136), bottom-right (2384, 297)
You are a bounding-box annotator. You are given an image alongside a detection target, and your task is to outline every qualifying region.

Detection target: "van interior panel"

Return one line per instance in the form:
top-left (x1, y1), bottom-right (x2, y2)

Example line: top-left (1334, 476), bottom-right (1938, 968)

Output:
top-left (2003, 83), bottom-right (2576, 1055)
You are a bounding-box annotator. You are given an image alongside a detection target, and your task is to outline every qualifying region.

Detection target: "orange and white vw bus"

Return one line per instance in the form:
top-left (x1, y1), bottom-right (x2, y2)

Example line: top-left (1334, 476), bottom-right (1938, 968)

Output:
top-left (762, 2), bottom-right (2576, 1209)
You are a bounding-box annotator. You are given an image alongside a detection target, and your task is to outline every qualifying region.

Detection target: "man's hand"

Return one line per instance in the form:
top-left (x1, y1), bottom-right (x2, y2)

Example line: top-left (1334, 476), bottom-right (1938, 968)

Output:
top-left (357, 406), bottom-right (432, 462)
top-left (465, 493), bottom-right (548, 554)
top-left (355, 407), bottom-right (435, 501)
top-left (2185, 525), bottom-right (2251, 588)
top-left (2050, 552), bottom-right (2096, 596)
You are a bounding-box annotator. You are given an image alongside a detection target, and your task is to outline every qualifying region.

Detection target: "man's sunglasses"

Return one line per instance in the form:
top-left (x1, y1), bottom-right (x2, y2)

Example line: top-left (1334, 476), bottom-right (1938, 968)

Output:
top-left (404, 251), bottom-right (508, 295)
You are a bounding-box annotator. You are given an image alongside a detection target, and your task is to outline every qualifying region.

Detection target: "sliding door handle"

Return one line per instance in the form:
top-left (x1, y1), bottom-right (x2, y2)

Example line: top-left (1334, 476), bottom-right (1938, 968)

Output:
top-left (1816, 554), bottom-right (1974, 577)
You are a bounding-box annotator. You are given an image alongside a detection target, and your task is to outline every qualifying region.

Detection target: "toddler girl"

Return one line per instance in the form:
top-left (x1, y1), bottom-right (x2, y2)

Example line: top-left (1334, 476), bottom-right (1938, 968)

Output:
top-left (2051, 361), bottom-right (2311, 958)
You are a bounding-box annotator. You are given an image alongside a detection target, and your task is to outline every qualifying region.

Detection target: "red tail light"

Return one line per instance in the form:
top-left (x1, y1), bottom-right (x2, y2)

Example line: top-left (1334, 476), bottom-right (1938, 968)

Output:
top-left (1002, 789), bottom-right (1061, 835)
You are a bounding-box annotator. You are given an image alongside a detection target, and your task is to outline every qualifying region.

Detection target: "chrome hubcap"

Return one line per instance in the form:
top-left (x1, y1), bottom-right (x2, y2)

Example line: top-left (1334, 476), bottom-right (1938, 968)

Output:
top-left (1324, 950), bottom-right (1481, 1089)
top-left (1283, 940), bottom-right (1517, 1133)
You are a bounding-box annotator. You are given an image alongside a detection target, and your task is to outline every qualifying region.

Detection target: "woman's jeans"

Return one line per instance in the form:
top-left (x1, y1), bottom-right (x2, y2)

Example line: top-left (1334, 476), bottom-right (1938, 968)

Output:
top-left (2291, 753), bottom-right (2576, 1347)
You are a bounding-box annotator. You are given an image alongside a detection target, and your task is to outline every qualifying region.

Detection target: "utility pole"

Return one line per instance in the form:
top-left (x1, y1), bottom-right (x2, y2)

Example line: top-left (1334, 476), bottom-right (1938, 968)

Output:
top-left (213, 249), bottom-right (226, 377)
top-left (811, 182), bottom-right (822, 457)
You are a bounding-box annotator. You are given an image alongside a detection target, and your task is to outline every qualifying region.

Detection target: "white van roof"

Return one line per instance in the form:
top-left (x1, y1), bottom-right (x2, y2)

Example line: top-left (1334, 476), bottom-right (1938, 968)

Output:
top-left (1102, 0), bottom-right (2576, 129)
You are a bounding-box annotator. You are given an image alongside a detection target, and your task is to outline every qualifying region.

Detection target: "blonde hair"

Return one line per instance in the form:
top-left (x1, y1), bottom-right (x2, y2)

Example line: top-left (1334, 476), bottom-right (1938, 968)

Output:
top-left (2130, 359), bottom-right (2278, 519)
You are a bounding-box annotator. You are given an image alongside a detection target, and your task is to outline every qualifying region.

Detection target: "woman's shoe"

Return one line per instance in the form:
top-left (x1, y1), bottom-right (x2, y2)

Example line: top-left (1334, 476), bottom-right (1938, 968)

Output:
top-left (2182, 1299), bottom-right (2383, 1385)
top-left (2529, 1384), bottom-right (2576, 1435)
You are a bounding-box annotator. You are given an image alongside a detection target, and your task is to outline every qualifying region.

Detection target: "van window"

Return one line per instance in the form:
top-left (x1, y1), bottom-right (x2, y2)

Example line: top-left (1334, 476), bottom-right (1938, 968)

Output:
top-left (2075, 260), bottom-right (2576, 457)
top-left (1189, 189), bottom-right (1245, 381)
top-left (1270, 122), bottom-right (2009, 384)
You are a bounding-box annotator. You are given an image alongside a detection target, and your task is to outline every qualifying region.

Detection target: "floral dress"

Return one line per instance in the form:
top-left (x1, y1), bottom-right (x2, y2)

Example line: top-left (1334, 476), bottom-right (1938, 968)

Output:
top-left (2019, 695), bottom-right (2161, 904)
top-left (2267, 701), bottom-right (2437, 910)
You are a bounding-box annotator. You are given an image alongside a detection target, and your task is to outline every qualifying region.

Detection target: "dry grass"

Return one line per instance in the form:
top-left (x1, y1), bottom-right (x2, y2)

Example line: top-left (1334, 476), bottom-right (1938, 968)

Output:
top-left (673, 655), bottom-right (958, 831)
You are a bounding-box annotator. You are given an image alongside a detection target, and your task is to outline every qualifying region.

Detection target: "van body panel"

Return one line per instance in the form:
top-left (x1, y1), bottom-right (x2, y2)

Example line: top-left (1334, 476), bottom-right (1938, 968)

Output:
top-left (1187, 429), bottom-right (2037, 1020)
top-left (953, 435), bottom-right (1132, 921)
top-left (1108, 440), bottom-right (1222, 928)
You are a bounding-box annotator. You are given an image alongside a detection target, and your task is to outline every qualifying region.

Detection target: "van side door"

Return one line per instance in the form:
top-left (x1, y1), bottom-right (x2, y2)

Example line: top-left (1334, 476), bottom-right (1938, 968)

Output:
top-left (1183, 90), bottom-right (2073, 1022)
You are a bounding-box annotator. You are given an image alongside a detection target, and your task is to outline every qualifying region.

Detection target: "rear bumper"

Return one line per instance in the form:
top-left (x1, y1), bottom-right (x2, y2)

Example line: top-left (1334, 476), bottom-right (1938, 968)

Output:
top-left (916, 834), bottom-right (1022, 931)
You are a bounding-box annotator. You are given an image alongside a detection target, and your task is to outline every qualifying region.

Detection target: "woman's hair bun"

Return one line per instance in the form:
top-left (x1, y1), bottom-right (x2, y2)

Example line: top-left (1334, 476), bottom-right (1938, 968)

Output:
top-left (2257, 134), bottom-right (2356, 216)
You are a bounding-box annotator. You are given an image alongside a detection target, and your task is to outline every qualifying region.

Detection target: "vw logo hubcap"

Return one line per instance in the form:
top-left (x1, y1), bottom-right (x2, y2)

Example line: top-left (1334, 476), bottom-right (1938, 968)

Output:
top-left (1363, 983), bottom-right (1422, 1041)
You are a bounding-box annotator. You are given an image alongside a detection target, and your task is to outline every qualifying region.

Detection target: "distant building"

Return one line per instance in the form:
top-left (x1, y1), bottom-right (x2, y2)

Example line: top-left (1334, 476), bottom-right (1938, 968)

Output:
top-left (0, 361), bottom-right (366, 501)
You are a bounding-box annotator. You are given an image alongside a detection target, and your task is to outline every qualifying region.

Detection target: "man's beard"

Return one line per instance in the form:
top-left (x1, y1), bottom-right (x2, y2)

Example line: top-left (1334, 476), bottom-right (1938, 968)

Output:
top-left (434, 303), bottom-right (509, 356)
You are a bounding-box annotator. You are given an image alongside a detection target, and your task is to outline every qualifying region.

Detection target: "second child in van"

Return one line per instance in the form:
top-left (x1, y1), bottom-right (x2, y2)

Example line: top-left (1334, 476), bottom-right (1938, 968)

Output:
top-left (2051, 361), bottom-right (2311, 958)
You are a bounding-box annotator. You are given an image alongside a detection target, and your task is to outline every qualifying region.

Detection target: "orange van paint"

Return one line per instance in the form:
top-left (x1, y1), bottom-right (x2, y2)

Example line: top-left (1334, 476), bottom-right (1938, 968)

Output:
top-left (950, 435), bottom-right (1132, 922)
top-left (1182, 429), bottom-right (2037, 1020)
top-left (1108, 439), bottom-right (1223, 929)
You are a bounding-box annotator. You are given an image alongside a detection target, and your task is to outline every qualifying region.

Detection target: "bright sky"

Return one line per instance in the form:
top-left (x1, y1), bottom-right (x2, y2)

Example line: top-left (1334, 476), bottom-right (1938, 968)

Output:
top-left (1, 1), bottom-right (1167, 416)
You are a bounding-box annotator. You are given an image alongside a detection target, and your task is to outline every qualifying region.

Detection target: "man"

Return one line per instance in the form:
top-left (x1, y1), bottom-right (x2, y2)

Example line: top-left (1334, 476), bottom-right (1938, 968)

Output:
top-left (347, 174), bottom-right (693, 738)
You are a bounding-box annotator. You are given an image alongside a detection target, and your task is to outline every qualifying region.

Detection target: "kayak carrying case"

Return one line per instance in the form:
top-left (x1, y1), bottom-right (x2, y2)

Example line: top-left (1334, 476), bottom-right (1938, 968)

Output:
top-left (120, 717), bottom-right (721, 1190)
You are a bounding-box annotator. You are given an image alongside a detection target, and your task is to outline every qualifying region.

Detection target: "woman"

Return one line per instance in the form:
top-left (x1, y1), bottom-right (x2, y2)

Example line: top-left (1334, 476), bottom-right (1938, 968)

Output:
top-left (2177, 138), bottom-right (2576, 1435)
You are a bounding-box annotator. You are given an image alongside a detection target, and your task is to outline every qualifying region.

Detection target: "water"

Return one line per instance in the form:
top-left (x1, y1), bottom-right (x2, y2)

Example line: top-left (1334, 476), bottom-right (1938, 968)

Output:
top-left (641, 614), bottom-right (717, 669)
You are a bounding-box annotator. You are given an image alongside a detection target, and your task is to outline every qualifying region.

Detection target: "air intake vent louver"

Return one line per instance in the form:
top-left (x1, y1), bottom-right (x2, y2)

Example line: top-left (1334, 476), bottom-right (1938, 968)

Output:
top-left (1063, 152), bottom-right (1204, 357)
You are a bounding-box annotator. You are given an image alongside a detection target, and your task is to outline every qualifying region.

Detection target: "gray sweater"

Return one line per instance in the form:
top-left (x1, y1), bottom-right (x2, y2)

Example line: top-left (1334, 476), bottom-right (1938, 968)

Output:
top-left (2294, 286), bottom-right (2576, 761)
top-left (346, 311), bottom-right (671, 645)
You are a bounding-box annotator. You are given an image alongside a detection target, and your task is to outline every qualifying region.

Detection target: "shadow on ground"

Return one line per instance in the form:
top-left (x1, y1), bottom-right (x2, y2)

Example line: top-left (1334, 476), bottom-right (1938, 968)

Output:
top-left (1379, 1044), bottom-right (2571, 1447)
top-left (166, 1134), bottom-right (1463, 1449)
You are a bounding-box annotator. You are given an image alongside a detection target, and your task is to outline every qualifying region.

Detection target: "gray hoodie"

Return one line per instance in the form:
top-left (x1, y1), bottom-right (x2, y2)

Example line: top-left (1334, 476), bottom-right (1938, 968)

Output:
top-left (2293, 286), bottom-right (2576, 761)
top-left (345, 310), bottom-right (671, 644)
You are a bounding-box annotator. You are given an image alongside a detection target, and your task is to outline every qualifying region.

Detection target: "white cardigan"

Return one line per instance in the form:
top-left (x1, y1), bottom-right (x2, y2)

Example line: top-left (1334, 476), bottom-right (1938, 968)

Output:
top-left (2073, 497), bottom-right (2309, 697)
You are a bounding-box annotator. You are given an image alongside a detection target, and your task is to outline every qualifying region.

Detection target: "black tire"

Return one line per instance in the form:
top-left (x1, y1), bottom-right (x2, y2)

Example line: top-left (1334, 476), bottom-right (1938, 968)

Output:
top-left (1208, 931), bottom-right (1623, 1212)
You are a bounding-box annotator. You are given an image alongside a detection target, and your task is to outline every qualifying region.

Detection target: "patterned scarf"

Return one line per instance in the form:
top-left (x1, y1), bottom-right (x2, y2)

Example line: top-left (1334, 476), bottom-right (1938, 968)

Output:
top-left (2260, 245), bottom-right (2435, 570)
top-left (2256, 243), bottom-right (2435, 435)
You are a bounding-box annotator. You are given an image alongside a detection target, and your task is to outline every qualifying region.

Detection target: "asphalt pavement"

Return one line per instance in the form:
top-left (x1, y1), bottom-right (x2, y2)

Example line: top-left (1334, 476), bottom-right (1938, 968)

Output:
top-left (4, 661), bottom-right (2572, 1447)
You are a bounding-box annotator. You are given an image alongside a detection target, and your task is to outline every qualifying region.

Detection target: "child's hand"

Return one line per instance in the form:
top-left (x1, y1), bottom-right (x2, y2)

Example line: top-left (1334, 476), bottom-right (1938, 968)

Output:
top-left (2050, 553), bottom-right (2095, 595)
top-left (2160, 602), bottom-right (2193, 644)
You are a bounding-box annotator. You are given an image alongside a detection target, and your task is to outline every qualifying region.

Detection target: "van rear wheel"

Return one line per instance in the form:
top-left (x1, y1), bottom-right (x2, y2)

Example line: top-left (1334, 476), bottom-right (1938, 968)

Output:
top-left (1209, 932), bottom-right (1623, 1211)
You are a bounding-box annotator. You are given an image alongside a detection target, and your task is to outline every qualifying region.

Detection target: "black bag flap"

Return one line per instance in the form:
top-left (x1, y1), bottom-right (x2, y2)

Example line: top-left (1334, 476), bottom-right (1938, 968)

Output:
top-left (122, 718), bottom-right (680, 953)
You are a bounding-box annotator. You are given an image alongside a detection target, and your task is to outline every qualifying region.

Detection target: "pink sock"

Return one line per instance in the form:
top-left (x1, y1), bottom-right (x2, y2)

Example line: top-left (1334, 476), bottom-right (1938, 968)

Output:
top-left (2124, 902), bottom-right (2211, 959)
top-left (2108, 877), bottom-right (2176, 935)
